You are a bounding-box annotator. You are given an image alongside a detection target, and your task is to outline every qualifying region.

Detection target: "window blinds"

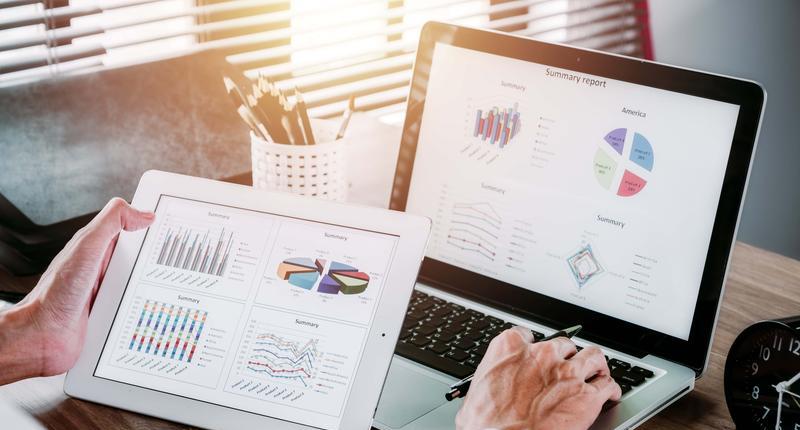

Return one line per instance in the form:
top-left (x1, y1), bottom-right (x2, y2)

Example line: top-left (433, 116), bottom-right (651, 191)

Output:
top-left (0, 0), bottom-right (652, 120)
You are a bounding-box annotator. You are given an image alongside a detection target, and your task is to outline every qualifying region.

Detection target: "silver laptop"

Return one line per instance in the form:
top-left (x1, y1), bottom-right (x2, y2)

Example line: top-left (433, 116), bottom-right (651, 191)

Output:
top-left (374, 22), bottom-right (765, 430)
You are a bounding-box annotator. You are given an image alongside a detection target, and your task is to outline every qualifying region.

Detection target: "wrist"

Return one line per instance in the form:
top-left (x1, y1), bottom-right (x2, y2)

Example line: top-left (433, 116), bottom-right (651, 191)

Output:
top-left (0, 301), bottom-right (45, 384)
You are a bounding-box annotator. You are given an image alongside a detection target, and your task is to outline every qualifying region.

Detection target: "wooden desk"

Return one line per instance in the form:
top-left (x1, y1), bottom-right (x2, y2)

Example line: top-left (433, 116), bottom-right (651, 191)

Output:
top-left (1, 242), bottom-right (798, 429)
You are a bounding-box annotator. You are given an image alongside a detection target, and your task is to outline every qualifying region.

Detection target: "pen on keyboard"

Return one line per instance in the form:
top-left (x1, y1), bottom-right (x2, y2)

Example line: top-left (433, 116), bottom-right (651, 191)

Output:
top-left (444, 324), bottom-right (582, 401)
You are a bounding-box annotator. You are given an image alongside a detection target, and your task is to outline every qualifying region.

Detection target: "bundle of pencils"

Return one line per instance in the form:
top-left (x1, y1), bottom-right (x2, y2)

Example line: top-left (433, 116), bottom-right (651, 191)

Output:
top-left (223, 73), bottom-right (354, 145)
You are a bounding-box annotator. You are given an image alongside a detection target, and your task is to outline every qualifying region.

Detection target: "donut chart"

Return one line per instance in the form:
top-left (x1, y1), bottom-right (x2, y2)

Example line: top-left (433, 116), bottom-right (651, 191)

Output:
top-left (593, 128), bottom-right (653, 197)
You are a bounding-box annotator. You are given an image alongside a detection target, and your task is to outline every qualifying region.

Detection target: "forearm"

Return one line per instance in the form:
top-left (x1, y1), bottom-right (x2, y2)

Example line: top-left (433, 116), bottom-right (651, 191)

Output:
top-left (0, 303), bottom-right (43, 385)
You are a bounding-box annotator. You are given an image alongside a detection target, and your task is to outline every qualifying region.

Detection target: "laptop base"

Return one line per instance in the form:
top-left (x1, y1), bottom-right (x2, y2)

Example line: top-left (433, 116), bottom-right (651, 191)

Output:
top-left (374, 285), bottom-right (695, 430)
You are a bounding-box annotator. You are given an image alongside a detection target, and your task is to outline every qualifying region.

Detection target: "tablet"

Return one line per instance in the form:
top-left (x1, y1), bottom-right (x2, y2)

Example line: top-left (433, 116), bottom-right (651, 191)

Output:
top-left (65, 171), bottom-right (431, 430)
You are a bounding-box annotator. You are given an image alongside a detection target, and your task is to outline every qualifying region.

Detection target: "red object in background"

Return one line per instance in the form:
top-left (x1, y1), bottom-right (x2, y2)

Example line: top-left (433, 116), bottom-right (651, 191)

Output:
top-left (635, 0), bottom-right (655, 60)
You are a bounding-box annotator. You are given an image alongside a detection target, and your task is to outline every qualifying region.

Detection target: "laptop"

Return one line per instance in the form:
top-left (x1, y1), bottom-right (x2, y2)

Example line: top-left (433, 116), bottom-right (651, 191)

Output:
top-left (373, 22), bottom-right (765, 430)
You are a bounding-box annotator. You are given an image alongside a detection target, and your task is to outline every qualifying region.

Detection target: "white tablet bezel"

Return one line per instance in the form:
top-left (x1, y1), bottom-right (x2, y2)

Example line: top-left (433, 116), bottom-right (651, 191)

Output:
top-left (64, 170), bottom-right (431, 430)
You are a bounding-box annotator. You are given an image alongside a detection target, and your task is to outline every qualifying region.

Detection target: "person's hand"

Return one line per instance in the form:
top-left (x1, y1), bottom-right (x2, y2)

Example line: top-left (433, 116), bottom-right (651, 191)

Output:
top-left (455, 326), bottom-right (621, 430)
top-left (0, 198), bottom-right (154, 384)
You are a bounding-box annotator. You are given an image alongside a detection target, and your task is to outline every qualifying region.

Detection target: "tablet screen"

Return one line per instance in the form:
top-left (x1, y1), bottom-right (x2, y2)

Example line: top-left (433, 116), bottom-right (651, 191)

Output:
top-left (94, 195), bottom-right (399, 429)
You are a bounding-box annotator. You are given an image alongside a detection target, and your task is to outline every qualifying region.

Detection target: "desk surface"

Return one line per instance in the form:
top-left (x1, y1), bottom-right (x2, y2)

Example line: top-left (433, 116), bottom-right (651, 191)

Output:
top-left (0, 51), bottom-right (251, 226)
top-left (1, 241), bottom-right (798, 429)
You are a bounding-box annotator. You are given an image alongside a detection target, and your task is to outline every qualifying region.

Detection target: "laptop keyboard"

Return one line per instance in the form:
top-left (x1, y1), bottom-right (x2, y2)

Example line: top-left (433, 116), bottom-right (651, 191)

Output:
top-left (396, 290), bottom-right (655, 395)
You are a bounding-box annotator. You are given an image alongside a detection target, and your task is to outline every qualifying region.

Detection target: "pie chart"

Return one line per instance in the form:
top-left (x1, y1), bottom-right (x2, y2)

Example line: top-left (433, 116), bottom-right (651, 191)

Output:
top-left (277, 257), bottom-right (325, 290)
top-left (318, 261), bottom-right (370, 295)
top-left (277, 258), bottom-right (370, 295)
top-left (593, 128), bottom-right (654, 197)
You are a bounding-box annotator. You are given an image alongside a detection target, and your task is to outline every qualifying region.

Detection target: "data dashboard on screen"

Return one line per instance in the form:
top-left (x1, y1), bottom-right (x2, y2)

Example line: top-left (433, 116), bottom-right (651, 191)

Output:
top-left (405, 43), bottom-right (741, 340)
top-left (94, 195), bottom-right (398, 429)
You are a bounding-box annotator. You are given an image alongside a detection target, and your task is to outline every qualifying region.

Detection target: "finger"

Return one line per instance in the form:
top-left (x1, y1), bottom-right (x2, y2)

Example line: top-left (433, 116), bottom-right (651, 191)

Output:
top-left (84, 198), bottom-right (155, 244)
top-left (538, 337), bottom-right (578, 360)
top-left (509, 325), bottom-right (535, 343)
top-left (589, 374), bottom-right (623, 402)
top-left (482, 326), bottom-right (532, 363)
top-left (569, 346), bottom-right (611, 380)
top-left (95, 235), bottom-right (119, 297)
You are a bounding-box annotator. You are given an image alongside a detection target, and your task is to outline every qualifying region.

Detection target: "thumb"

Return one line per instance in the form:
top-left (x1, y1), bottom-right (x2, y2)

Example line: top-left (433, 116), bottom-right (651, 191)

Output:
top-left (85, 198), bottom-right (155, 245)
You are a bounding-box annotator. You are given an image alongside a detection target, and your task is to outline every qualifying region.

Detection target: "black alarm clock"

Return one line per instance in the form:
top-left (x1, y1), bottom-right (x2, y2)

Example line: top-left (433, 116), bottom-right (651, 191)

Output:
top-left (725, 317), bottom-right (800, 429)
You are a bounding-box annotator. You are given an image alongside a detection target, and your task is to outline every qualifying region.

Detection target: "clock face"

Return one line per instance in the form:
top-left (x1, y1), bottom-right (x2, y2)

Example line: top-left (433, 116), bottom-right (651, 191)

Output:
top-left (725, 321), bottom-right (800, 430)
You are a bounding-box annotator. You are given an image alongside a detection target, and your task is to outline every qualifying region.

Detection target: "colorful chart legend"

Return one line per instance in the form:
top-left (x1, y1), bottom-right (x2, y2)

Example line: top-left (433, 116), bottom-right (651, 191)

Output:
top-left (128, 299), bottom-right (207, 363)
top-left (593, 128), bottom-right (654, 197)
top-left (472, 102), bottom-right (522, 148)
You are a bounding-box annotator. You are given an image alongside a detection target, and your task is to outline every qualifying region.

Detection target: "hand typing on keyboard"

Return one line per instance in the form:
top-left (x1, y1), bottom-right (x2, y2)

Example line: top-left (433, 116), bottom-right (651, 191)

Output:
top-left (454, 326), bottom-right (621, 430)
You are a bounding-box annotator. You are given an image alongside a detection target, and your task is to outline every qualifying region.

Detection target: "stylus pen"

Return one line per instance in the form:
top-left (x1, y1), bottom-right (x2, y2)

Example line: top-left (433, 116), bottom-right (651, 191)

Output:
top-left (444, 324), bottom-right (582, 401)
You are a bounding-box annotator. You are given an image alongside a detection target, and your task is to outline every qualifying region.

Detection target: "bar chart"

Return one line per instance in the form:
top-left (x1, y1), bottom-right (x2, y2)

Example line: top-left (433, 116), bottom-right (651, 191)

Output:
top-left (101, 284), bottom-right (243, 388)
top-left (472, 102), bottom-right (522, 148)
top-left (139, 197), bottom-right (272, 301)
top-left (156, 227), bottom-right (234, 277)
top-left (128, 299), bottom-right (207, 363)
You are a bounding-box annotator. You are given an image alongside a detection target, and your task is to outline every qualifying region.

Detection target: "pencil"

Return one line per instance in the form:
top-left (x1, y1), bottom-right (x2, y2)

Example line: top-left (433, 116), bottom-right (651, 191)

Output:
top-left (336, 95), bottom-right (356, 140)
top-left (294, 87), bottom-right (315, 145)
top-left (237, 105), bottom-right (271, 142)
top-left (223, 76), bottom-right (273, 142)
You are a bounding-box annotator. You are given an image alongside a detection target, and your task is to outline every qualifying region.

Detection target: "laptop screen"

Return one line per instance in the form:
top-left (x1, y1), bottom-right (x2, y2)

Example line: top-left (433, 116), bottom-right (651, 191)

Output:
top-left (404, 42), bottom-right (741, 341)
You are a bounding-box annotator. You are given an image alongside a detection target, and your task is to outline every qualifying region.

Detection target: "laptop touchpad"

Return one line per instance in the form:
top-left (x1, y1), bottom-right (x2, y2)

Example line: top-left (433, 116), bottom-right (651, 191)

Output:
top-left (375, 361), bottom-right (450, 428)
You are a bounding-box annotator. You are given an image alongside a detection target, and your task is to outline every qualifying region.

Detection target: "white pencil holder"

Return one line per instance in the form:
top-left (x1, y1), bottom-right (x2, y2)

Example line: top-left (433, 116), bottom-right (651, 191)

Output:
top-left (251, 120), bottom-right (348, 201)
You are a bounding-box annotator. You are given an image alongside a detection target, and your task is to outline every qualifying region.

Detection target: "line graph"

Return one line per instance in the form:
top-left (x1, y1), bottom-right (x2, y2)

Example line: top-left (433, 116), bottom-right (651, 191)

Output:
top-left (453, 202), bottom-right (502, 225)
top-left (447, 202), bottom-right (502, 261)
top-left (224, 307), bottom-right (364, 415)
top-left (245, 333), bottom-right (320, 387)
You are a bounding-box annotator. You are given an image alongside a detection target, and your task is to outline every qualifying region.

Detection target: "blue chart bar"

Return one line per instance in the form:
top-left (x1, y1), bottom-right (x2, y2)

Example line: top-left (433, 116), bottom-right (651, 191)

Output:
top-left (491, 113), bottom-right (500, 144)
top-left (472, 102), bottom-right (521, 148)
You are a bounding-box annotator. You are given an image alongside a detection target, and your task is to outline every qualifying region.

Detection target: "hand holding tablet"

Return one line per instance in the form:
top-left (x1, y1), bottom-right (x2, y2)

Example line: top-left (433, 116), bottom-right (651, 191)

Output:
top-left (64, 171), bottom-right (431, 430)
